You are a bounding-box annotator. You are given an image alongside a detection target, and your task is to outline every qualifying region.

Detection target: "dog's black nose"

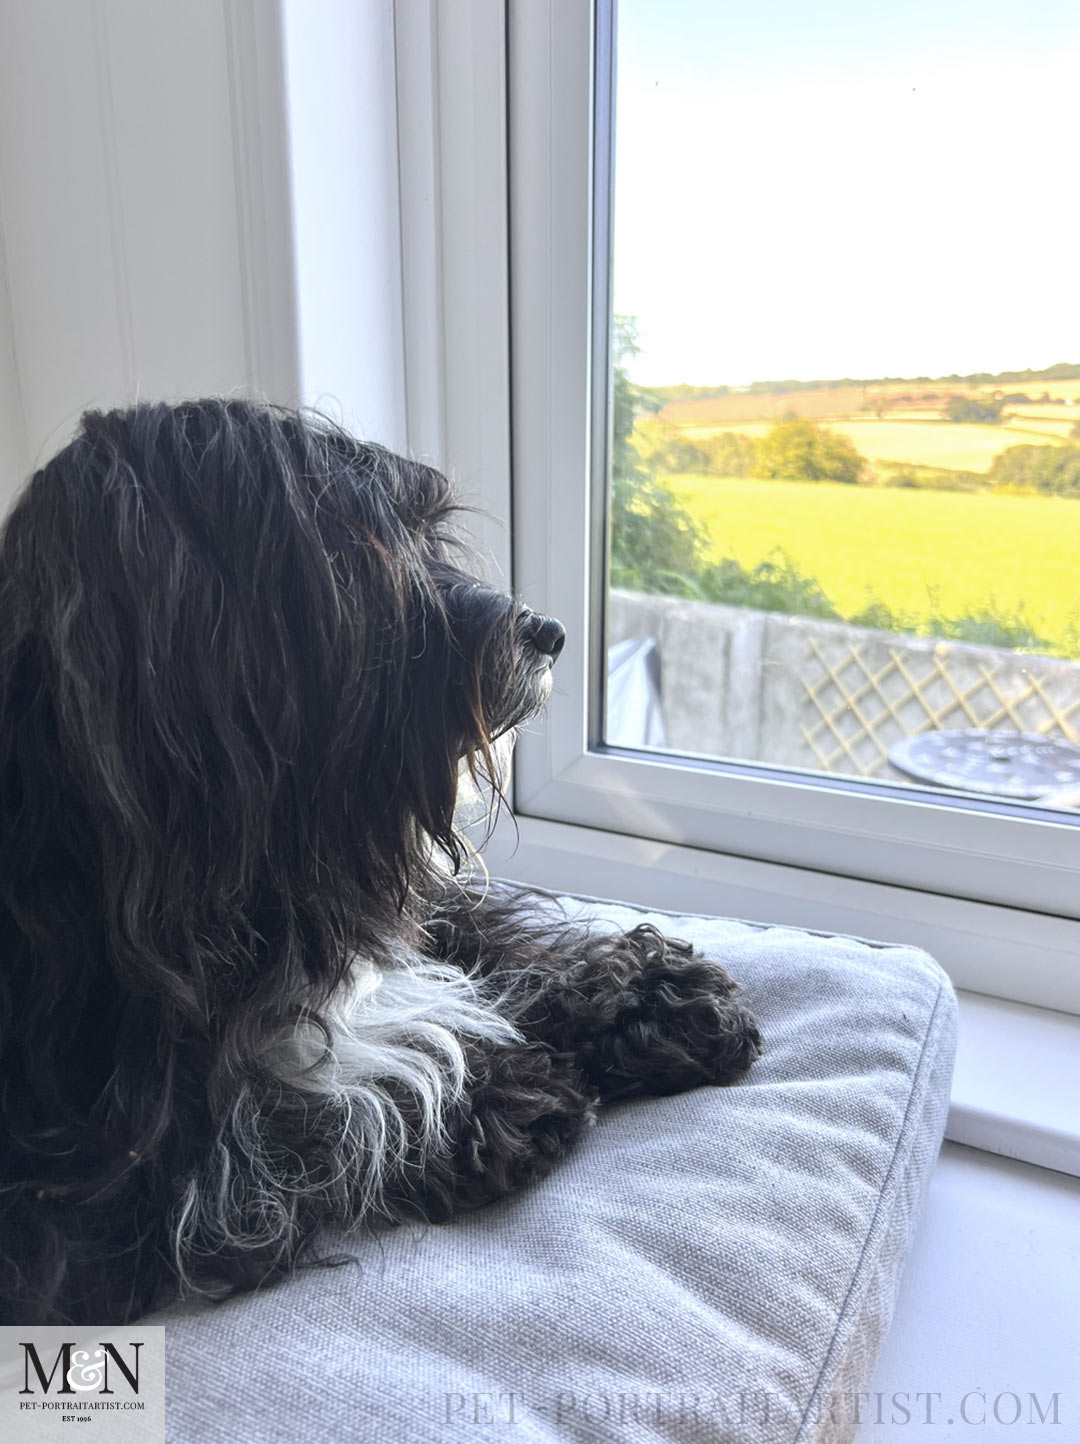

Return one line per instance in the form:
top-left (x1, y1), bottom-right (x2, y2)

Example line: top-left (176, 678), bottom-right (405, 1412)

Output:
top-left (522, 612), bottom-right (566, 660)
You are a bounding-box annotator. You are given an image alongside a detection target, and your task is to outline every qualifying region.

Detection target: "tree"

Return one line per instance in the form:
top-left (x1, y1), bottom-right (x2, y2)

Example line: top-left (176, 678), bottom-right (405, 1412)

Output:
top-left (699, 551), bottom-right (840, 619)
top-left (609, 317), bottom-right (707, 596)
top-left (628, 417), bottom-right (758, 480)
top-left (700, 429), bottom-right (758, 477)
top-left (610, 316), bottom-right (646, 485)
top-left (989, 443), bottom-right (1080, 495)
top-left (630, 415), bottom-right (713, 477)
top-left (752, 417), bottom-right (866, 484)
top-left (942, 396), bottom-right (1002, 424)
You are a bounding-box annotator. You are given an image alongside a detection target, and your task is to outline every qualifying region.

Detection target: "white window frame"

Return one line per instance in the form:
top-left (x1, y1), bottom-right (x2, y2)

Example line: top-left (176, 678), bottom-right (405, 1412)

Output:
top-left (508, 0), bottom-right (1080, 1007)
top-left (394, 2), bottom-right (1080, 1020)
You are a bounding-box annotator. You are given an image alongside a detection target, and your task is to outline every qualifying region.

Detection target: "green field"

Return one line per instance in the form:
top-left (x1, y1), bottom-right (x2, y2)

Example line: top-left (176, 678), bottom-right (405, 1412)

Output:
top-left (667, 474), bottom-right (1080, 654)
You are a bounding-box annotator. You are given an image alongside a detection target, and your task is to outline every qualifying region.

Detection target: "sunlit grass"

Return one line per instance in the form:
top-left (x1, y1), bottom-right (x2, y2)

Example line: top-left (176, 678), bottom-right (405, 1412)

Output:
top-left (666, 474), bottom-right (1080, 656)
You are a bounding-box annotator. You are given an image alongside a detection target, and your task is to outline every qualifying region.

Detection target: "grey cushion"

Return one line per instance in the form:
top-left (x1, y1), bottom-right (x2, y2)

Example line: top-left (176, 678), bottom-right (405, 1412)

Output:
top-left (157, 891), bottom-right (957, 1444)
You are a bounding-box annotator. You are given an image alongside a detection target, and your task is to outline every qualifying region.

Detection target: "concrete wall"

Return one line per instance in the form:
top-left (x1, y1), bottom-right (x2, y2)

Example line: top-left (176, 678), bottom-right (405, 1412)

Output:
top-left (609, 589), bottom-right (1080, 776)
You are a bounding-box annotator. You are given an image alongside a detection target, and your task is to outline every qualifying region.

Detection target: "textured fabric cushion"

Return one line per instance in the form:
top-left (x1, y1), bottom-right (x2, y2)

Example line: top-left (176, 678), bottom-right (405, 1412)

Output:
top-left (156, 891), bottom-right (957, 1444)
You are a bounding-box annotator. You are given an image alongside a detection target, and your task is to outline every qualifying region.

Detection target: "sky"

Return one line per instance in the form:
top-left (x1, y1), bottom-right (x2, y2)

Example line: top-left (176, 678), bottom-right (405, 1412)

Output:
top-left (613, 0), bottom-right (1080, 386)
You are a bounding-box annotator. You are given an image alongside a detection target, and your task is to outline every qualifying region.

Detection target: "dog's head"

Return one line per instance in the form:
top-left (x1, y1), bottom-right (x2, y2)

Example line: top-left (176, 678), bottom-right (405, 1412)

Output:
top-left (0, 400), bottom-right (562, 1022)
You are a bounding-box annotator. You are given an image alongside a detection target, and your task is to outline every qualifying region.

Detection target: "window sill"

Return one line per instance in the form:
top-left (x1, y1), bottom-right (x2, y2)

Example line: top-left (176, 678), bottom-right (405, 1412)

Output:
top-left (855, 1141), bottom-right (1079, 1443)
top-left (949, 990), bottom-right (1080, 1178)
top-left (485, 812), bottom-right (1080, 1177)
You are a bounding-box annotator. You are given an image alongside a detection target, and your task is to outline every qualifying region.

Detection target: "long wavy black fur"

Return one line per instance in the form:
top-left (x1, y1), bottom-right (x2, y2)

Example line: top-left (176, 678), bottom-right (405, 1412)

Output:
top-left (0, 399), bottom-right (761, 1325)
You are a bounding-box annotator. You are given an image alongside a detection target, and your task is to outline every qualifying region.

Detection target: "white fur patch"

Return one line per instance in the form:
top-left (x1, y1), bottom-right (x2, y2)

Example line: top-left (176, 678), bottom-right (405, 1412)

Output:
top-left (172, 949), bottom-right (520, 1293)
top-left (172, 730), bottom-right (527, 1293)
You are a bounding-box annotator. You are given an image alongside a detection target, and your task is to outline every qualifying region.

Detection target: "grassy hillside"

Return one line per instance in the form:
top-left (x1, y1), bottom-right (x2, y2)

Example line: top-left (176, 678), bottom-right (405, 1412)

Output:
top-left (666, 474), bottom-right (1080, 656)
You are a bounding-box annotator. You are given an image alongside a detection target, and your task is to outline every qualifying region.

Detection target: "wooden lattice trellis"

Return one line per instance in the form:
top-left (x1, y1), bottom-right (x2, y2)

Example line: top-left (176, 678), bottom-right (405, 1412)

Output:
top-left (800, 635), bottom-right (1080, 778)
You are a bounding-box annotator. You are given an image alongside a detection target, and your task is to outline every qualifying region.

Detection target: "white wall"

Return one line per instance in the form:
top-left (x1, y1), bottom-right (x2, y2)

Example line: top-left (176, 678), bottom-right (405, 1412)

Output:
top-left (0, 0), bottom-right (291, 507)
top-left (0, 0), bottom-right (410, 514)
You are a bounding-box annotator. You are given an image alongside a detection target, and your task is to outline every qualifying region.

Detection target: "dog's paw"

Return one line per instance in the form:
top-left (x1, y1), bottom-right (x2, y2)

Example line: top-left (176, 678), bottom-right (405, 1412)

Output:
top-left (574, 924), bottom-right (764, 1101)
top-left (388, 1042), bottom-right (598, 1223)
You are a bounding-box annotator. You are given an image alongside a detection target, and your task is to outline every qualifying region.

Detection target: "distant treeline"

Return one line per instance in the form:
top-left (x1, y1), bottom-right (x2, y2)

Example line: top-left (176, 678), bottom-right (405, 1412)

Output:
top-left (640, 361), bottom-right (1080, 405)
top-left (632, 413), bottom-right (1080, 498)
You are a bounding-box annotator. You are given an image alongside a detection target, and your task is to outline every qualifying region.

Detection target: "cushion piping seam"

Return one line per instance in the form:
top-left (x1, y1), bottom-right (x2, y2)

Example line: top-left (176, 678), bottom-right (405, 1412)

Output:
top-left (513, 880), bottom-right (948, 965)
top-left (791, 977), bottom-right (951, 1444)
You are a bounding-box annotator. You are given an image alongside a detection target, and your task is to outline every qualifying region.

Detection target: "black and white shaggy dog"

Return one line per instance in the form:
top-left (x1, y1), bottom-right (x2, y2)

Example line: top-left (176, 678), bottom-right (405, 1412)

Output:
top-left (0, 399), bottom-right (762, 1326)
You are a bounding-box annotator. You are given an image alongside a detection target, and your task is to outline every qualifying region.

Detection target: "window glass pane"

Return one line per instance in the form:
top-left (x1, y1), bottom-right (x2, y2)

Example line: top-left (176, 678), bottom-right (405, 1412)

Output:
top-left (604, 0), bottom-right (1080, 812)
